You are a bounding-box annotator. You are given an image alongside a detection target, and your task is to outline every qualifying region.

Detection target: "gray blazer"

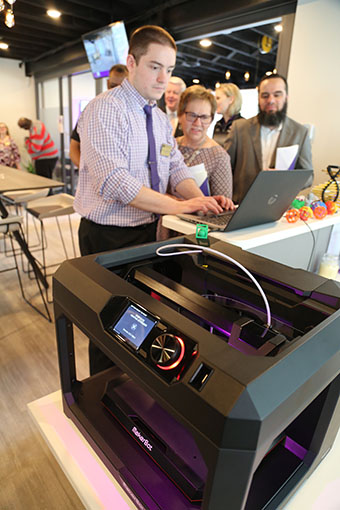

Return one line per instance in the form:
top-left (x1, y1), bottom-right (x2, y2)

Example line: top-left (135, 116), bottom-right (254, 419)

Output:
top-left (224, 115), bottom-right (313, 203)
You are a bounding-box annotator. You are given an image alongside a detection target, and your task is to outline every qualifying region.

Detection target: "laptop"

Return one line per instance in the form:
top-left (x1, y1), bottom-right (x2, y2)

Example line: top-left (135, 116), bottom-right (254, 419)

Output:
top-left (177, 169), bottom-right (313, 232)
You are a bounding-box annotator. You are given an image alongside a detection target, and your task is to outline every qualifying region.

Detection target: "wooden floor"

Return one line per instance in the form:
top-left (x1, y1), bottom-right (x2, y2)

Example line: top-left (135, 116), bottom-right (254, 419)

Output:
top-left (0, 210), bottom-right (88, 509)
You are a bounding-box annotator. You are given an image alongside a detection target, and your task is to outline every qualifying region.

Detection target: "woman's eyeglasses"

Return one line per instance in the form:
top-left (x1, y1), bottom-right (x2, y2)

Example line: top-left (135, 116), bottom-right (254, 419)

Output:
top-left (184, 112), bottom-right (212, 125)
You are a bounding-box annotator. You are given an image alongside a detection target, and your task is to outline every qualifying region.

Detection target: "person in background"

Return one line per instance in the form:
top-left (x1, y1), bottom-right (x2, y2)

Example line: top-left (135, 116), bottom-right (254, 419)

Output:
top-left (75, 25), bottom-right (231, 374)
top-left (160, 76), bottom-right (186, 136)
top-left (69, 64), bottom-right (129, 168)
top-left (213, 83), bottom-right (243, 147)
top-left (17, 117), bottom-right (58, 178)
top-left (0, 122), bottom-right (21, 169)
top-left (224, 74), bottom-right (313, 203)
top-left (176, 85), bottom-right (233, 200)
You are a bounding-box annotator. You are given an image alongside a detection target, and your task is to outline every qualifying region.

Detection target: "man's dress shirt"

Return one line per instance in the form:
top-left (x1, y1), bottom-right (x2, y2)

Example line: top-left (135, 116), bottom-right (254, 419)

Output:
top-left (75, 79), bottom-right (192, 227)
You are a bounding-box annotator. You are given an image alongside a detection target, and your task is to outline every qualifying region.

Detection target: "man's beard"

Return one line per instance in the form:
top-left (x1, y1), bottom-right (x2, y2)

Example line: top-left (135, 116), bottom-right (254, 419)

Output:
top-left (258, 101), bottom-right (287, 127)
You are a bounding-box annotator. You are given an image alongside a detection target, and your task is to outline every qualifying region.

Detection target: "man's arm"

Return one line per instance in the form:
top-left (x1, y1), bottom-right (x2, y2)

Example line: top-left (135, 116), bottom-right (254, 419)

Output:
top-left (223, 122), bottom-right (237, 169)
top-left (130, 184), bottom-right (226, 215)
top-left (297, 128), bottom-right (313, 170)
top-left (69, 139), bottom-right (80, 167)
top-left (295, 126), bottom-right (313, 188)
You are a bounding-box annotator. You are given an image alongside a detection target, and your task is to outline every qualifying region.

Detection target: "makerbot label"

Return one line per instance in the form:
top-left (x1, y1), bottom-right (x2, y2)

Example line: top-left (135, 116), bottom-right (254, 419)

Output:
top-left (132, 426), bottom-right (153, 451)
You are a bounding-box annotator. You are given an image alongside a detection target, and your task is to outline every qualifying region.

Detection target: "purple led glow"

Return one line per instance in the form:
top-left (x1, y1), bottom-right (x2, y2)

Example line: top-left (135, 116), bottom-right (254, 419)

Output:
top-left (284, 436), bottom-right (308, 460)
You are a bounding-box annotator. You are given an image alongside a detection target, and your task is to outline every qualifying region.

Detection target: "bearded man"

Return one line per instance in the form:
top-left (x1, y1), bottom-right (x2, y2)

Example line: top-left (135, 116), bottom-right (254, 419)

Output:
top-left (224, 74), bottom-right (313, 203)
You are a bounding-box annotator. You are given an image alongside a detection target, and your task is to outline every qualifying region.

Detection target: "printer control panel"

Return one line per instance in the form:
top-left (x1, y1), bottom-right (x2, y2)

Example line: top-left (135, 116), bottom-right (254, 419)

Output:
top-left (102, 297), bottom-right (197, 382)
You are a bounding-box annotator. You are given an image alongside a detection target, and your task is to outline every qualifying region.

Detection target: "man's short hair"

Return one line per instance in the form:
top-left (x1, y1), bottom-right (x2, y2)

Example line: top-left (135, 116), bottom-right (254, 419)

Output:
top-left (217, 83), bottom-right (242, 116)
top-left (168, 76), bottom-right (186, 93)
top-left (109, 64), bottom-right (128, 75)
top-left (129, 25), bottom-right (176, 64)
top-left (178, 85), bottom-right (217, 117)
top-left (258, 73), bottom-right (288, 94)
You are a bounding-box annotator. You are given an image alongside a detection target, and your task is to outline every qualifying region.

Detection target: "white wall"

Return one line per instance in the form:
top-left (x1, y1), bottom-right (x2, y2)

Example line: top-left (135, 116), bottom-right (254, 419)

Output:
top-left (287, 0), bottom-right (340, 185)
top-left (0, 58), bottom-right (36, 168)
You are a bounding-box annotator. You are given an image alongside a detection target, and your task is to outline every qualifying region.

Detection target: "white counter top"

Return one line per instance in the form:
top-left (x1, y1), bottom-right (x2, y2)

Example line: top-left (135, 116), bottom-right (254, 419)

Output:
top-left (162, 213), bottom-right (340, 250)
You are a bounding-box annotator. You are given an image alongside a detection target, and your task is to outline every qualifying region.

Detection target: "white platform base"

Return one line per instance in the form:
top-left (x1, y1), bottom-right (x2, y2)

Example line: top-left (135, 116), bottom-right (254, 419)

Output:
top-left (28, 390), bottom-right (340, 510)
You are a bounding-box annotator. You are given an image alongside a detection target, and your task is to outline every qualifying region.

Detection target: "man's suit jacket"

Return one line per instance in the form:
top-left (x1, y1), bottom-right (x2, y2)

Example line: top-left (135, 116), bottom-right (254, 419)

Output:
top-left (158, 103), bottom-right (183, 138)
top-left (224, 115), bottom-right (313, 203)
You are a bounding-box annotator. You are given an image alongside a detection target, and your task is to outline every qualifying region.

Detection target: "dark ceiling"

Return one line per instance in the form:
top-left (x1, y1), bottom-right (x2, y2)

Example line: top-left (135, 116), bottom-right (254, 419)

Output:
top-left (0, 0), bottom-right (288, 88)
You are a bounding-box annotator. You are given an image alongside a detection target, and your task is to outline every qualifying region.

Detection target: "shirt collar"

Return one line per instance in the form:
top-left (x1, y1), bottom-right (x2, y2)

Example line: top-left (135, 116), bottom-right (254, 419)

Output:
top-left (122, 78), bottom-right (157, 109)
top-left (261, 122), bottom-right (283, 135)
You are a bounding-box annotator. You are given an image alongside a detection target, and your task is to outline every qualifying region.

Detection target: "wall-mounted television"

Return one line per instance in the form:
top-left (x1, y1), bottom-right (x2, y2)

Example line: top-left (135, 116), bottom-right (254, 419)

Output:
top-left (82, 21), bottom-right (129, 79)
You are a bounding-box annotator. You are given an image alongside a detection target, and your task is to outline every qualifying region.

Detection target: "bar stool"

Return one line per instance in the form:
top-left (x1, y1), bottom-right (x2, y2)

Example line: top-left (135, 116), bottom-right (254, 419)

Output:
top-left (1, 188), bottom-right (50, 253)
top-left (0, 215), bottom-right (51, 321)
top-left (26, 193), bottom-right (76, 279)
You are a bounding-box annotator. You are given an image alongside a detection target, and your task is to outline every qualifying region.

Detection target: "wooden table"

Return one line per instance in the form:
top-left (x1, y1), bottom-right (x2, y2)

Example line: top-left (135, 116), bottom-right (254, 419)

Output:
top-left (0, 164), bottom-right (63, 290)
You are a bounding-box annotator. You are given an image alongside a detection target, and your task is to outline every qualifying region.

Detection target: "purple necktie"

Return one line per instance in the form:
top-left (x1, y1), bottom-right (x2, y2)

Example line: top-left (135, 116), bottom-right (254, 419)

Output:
top-left (143, 104), bottom-right (160, 192)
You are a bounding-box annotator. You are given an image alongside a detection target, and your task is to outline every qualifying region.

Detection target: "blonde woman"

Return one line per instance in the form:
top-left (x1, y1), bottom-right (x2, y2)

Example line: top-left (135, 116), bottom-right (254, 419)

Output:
top-left (213, 83), bottom-right (243, 147)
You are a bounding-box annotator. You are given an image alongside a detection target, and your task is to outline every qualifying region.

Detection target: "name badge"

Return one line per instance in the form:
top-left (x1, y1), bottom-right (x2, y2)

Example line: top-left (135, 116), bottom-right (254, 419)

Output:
top-left (160, 143), bottom-right (172, 157)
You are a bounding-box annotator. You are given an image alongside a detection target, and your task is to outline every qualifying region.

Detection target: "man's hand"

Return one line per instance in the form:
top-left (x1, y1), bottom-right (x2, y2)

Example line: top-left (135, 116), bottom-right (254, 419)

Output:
top-left (177, 195), bottom-right (235, 215)
top-left (211, 195), bottom-right (235, 211)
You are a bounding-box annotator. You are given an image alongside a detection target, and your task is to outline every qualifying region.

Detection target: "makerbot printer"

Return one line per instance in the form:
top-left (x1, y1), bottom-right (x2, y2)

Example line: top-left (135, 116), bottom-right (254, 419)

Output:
top-left (54, 235), bottom-right (340, 510)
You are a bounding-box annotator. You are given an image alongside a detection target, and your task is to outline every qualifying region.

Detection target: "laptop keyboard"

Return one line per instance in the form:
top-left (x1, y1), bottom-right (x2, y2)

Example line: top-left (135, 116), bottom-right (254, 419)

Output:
top-left (197, 212), bottom-right (234, 226)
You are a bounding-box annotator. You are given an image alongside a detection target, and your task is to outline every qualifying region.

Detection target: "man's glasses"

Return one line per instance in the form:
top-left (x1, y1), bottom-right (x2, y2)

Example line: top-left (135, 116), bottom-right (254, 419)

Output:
top-left (184, 112), bottom-right (212, 125)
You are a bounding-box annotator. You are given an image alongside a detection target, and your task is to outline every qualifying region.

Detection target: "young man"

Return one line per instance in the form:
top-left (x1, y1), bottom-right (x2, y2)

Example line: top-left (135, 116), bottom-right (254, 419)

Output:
top-left (75, 25), bottom-right (233, 374)
top-left (224, 74), bottom-right (313, 203)
top-left (76, 25), bottom-right (231, 257)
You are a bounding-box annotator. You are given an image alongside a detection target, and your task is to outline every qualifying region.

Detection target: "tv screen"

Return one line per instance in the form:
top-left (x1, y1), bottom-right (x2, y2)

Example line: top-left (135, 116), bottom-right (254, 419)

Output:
top-left (82, 21), bottom-right (129, 79)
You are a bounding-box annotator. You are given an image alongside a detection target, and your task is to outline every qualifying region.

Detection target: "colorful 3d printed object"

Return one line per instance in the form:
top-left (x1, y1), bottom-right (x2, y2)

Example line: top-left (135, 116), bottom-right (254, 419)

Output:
top-left (311, 201), bottom-right (327, 220)
top-left (325, 201), bottom-right (337, 215)
top-left (291, 198), bottom-right (305, 209)
top-left (285, 208), bottom-right (300, 223)
top-left (299, 206), bottom-right (313, 221)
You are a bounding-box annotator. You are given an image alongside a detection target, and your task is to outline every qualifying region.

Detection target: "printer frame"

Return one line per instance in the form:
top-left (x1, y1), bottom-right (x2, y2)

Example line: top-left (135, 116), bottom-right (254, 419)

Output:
top-left (54, 235), bottom-right (340, 510)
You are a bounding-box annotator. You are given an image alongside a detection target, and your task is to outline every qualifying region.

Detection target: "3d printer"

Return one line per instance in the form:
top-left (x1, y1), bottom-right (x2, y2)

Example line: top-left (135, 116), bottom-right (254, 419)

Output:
top-left (54, 235), bottom-right (340, 510)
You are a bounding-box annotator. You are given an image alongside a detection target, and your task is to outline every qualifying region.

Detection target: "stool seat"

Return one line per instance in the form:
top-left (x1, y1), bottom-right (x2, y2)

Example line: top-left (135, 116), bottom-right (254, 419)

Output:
top-left (2, 188), bottom-right (50, 204)
top-left (27, 193), bottom-right (75, 219)
top-left (0, 215), bottom-right (23, 233)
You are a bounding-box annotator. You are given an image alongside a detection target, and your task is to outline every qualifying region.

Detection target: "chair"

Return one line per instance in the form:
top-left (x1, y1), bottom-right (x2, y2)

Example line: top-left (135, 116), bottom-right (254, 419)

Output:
top-left (1, 188), bottom-right (50, 253)
top-left (0, 215), bottom-right (51, 321)
top-left (26, 193), bottom-right (76, 278)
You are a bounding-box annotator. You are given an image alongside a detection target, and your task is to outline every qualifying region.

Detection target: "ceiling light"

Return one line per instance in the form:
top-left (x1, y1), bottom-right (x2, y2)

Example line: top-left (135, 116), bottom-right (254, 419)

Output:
top-left (274, 24), bottom-right (283, 33)
top-left (7, 0), bottom-right (16, 4)
top-left (0, 0), bottom-right (5, 12)
top-left (5, 9), bottom-right (15, 28)
top-left (0, 41), bottom-right (9, 50)
top-left (273, 68), bottom-right (277, 74)
top-left (47, 9), bottom-right (61, 19)
top-left (244, 72), bottom-right (250, 82)
top-left (192, 78), bottom-right (200, 84)
top-left (265, 71), bottom-right (273, 76)
top-left (225, 70), bottom-right (231, 80)
top-left (199, 39), bottom-right (212, 48)
top-left (215, 82), bottom-right (221, 89)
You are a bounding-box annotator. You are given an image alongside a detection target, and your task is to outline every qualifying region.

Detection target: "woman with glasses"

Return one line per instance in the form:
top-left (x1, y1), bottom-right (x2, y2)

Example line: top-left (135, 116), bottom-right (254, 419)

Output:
top-left (176, 85), bottom-right (233, 200)
top-left (0, 122), bottom-right (21, 169)
top-left (213, 83), bottom-right (243, 147)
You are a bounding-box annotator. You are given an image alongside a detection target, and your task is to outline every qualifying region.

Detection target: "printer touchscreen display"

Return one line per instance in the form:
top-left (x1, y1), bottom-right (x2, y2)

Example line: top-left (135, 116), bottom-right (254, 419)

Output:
top-left (113, 303), bottom-right (157, 349)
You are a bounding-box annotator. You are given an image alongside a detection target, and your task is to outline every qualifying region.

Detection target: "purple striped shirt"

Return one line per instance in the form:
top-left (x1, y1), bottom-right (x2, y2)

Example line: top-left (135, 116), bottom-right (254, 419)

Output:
top-left (74, 79), bottom-right (192, 226)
